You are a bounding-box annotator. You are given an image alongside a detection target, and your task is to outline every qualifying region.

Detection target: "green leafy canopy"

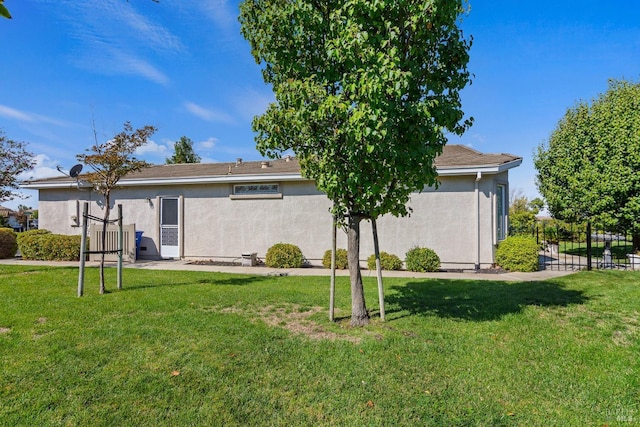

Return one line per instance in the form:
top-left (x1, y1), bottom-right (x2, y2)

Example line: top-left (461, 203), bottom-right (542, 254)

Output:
top-left (240, 0), bottom-right (473, 224)
top-left (534, 79), bottom-right (640, 234)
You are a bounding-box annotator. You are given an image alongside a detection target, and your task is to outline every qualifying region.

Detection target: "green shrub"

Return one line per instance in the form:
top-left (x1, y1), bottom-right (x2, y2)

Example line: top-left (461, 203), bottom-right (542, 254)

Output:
top-left (0, 227), bottom-right (18, 259)
top-left (495, 235), bottom-right (539, 272)
top-left (17, 229), bottom-right (51, 260)
top-left (265, 243), bottom-right (304, 268)
top-left (322, 248), bottom-right (349, 269)
top-left (367, 251), bottom-right (403, 271)
top-left (18, 230), bottom-right (84, 261)
top-left (405, 246), bottom-right (441, 272)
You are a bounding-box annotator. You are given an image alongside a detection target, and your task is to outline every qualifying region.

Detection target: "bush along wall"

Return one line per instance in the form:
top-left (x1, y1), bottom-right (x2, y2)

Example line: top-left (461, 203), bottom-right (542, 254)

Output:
top-left (322, 248), bottom-right (349, 269)
top-left (495, 235), bottom-right (540, 272)
top-left (0, 227), bottom-right (18, 259)
top-left (367, 251), bottom-right (403, 271)
top-left (405, 246), bottom-right (441, 272)
top-left (265, 243), bottom-right (304, 268)
top-left (18, 230), bottom-right (86, 261)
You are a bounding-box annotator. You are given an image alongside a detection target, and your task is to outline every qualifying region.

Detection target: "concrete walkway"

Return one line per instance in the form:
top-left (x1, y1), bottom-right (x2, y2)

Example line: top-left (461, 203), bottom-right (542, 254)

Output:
top-left (0, 258), bottom-right (576, 282)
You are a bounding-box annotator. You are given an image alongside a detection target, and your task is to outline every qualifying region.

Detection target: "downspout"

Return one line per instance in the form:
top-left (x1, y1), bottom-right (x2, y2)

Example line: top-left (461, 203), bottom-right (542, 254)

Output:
top-left (475, 171), bottom-right (482, 271)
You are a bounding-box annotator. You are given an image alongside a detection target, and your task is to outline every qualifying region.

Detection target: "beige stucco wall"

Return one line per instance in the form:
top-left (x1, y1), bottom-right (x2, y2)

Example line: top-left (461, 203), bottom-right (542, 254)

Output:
top-left (36, 172), bottom-right (509, 269)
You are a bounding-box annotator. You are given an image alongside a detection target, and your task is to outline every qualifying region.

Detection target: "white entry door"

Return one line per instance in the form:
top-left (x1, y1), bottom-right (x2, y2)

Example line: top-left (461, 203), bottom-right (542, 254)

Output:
top-left (160, 197), bottom-right (180, 258)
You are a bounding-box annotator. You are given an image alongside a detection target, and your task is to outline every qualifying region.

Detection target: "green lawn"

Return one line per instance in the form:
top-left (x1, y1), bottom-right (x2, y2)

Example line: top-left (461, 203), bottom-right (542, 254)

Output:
top-left (560, 240), bottom-right (633, 262)
top-left (1, 265), bottom-right (638, 426)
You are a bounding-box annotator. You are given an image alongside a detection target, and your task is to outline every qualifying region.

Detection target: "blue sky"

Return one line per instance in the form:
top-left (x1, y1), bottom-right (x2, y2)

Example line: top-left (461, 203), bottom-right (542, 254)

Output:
top-left (1, 0), bottom-right (639, 210)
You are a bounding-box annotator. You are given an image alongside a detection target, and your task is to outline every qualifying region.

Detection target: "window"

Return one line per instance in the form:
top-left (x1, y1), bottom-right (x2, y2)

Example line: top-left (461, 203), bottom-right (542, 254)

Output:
top-left (230, 183), bottom-right (282, 199)
top-left (496, 184), bottom-right (507, 241)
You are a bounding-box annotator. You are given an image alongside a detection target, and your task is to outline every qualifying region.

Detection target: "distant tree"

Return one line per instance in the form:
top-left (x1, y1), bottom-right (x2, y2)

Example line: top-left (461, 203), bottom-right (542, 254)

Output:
top-left (166, 136), bottom-right (201, 164)
top-left (14, 204), bottom-right (33, 230)
top-left (0, 131), bottom-right (35, 203)
top-left (240, 0), bottom-right (473, 325)
top-left (509, 193), bottom-right (544, 235)
top-left (77, 122), bottom-right (156, 294)
top-left (534, 79), bottom-right (640, 251)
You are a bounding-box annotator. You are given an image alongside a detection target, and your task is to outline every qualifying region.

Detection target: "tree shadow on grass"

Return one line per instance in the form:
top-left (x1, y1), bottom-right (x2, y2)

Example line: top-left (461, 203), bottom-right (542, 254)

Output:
top-left (385, 279), bottom-right (588, 322)
top-left (122, 275), bottom-right (269, 291)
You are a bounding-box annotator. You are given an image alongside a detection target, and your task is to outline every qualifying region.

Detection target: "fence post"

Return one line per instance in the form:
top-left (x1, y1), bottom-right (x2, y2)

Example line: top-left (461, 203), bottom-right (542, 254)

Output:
top-left (77, 202), bottom-right (88, 297)
top-left (586, 221), bottom-right (592, 271)
top-left (117, 204), bottom-right (123, 290)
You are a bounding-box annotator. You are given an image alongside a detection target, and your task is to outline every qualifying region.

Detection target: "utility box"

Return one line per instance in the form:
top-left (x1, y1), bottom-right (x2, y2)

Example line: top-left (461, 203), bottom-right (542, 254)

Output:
top-left (241, 252), bottom-right (257, 267)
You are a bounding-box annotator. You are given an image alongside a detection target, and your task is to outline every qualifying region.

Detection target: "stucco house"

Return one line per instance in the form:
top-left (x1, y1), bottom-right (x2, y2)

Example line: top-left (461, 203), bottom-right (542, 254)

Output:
top-left (21, 145), bottom-right (521, 270)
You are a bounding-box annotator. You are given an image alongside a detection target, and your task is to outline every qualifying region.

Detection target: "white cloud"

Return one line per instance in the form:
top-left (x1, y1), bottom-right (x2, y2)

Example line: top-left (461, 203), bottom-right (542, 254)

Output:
top-left (64, 1), bottom-right (184, 55)
top-left (0, 104), bottom-right (68, 127)
top-left (198, 137), bottom-right (218, 149)
top-left (72, 45), bottom-right (170, 86)
top-left (113, 50), bottom-right (170, 86)
top-left (184, 102), bottom-right (235, 123)
top-left (17, 154), bottom-right (61, 182)
top-left (196, 0), bottom-right (237, 29)
top-left (54, 1), bottom-right (178, 85)
top-left (116, 6), bottom-right (185, 54)
top-left (135, 140), bottom-right (169, 156)
top-left (232, 88), bottom-right (275, 121)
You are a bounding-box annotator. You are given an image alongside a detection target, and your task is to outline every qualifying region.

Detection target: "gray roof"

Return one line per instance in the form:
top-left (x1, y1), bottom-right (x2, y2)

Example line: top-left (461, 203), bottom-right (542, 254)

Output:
top-left (434, 145), bottom-right (521, 169)
top-left (22, 145), bottom-right (521, 188)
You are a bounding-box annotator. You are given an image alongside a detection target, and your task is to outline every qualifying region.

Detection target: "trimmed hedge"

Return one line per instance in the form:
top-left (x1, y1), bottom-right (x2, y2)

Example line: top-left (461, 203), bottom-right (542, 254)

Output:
top-left (265, 243), bottom-right (304, 268)
top-left (0, 227), bottom-right (18, 259)
top-left (495, 235), bottom-right (539, 272)
top-left (322, 248), bottom-right (349, 269)
top-left (367, 251), bottom-right (403, 271)
top-left (405, 246), bottom-right (441, 272)
top-left (18, 230), bottom-right (84, 261)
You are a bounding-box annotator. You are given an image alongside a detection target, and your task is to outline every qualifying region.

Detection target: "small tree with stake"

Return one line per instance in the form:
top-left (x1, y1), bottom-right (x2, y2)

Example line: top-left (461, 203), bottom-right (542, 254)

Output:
top-left (240, 0), bottom-right (473, 325)
top-left (77, 122), bottom-right (156, 294)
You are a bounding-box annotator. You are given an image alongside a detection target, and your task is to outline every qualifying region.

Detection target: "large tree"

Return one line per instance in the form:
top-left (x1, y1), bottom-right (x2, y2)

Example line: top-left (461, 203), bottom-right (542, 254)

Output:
top-left (77, 122), bottom-right (156, 294)
top-left (534, 79), bottom-right (640, 250)
top-left (0, 131), bottom-right (35, 203)
top-left (240, 0), bottom-right (472, 325)
top-left (166, 136), bottom-right (201, 164)
top-left (0, 1), bottom-right (10, 19)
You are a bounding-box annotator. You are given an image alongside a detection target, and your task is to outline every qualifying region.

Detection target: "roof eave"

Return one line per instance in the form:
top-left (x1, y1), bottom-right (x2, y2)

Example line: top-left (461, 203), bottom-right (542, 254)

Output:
top-left (437, 159), bottom-right (522, 176)
top-left (21, 159), bottom-right (522, 190)
top-left (21, 173), bottom-right (308, 189)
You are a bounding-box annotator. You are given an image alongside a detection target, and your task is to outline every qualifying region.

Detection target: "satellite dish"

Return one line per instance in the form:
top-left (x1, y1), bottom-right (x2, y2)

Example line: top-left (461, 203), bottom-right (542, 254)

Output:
top-left (69, 164), bottom-right (83, 178)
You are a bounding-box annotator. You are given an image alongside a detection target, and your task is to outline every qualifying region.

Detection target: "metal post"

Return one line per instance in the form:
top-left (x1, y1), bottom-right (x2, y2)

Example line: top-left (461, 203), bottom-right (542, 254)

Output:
top-left (329, 216), bottom-right (336, 322)
top-left (77, 202), bottom-right (88, 297)
top-left (586, 221), bottom-right (592, 271)
top-left (372, 218), bottom-right (385, 322)
top-left (117, 204), bottom-right (123, 290)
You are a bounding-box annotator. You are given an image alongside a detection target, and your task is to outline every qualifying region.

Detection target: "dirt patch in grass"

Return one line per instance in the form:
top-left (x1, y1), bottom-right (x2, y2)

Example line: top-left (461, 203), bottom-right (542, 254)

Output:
top-left (0, 327), bottom-right (11, 334)
top-left (219, 304), bottom-right (361, 344)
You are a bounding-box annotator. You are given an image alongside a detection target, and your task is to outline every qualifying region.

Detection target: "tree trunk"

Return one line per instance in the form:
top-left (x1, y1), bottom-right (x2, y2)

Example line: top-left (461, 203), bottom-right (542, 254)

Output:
top-left (347, 213), bottom-right (369, 326)
top-left (633, 232), bottom-right (640, 253)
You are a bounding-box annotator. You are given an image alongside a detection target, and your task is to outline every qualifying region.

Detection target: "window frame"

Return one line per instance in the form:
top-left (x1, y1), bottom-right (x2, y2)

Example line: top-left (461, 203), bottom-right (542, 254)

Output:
top-left (496, 183), bottom-right (507, 242)
top-left (229, 183), bottom-right (282, 200)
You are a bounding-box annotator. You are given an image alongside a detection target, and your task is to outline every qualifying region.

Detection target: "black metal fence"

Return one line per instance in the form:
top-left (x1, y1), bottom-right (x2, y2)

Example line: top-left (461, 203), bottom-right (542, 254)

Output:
top-left (526, 221), bottom-right (639, 271)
